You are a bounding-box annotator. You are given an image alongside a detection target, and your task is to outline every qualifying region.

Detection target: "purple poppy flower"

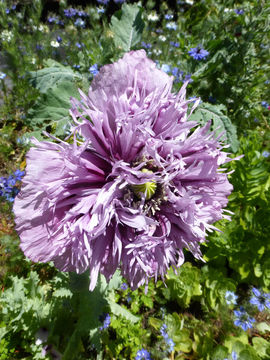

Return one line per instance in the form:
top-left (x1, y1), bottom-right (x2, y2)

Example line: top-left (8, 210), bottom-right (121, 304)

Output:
top-left (13, 50), bottom-right (234, 291)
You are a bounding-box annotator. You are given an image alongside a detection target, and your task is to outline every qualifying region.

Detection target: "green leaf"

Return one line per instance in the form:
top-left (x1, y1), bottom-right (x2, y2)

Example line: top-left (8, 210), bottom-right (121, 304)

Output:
top-left (255, 322), bottom-right (270, 334)
top-left (164, 263), bottom-right (202, 308)
top-left (189, 102), bottom-right (239, 152)
top-left (173, 328), bottom-right (192, 353)
top-left (110, 3), bottom-right (144, 51)
top-left (28, 81), bottom-right (79, 137)
top-left (28, 61), bottom-right (82, 94)
top-left (210, 345), bottom-right (228, 360)
top-left (62, 329), bottom-right (83, 360)
top-left (252, 337), bottom-right (270, 359)
top-left (109, 302), bottom-right (140, 323)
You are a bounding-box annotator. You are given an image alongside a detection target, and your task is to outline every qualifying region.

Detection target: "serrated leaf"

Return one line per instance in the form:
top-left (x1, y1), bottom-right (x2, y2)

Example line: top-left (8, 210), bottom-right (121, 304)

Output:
top-left (252, 337), bottom-right (270, 359)
top-left (189, 102), bottom-right (239, 152)
top-left (28, 61), bottom-right (82, 94)
top-left (28, 81), bottom-right (79, 137)
top-left (109, 302), bottom-right (140, 323)
top-left (53, 288), bottom-right (73, 298)
top-left (110, 3), bottom-right (144, 51)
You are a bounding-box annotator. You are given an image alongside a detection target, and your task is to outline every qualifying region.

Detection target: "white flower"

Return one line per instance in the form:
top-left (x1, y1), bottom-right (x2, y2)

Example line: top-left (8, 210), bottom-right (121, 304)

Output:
top-left (1, 30), bottom-right (13, 42)
top-left (158, 35), bottom-right (166, 42)
top-left (50, 40), bottom-right (60, 48)
top-left (185, 0), bottom-right (194, 5)
top-left (153, 48), bottom-right (162, 56)
top-left (147, 12), bottom-right (159, 22)
top-left (38, 24), bottom-right (48, 32)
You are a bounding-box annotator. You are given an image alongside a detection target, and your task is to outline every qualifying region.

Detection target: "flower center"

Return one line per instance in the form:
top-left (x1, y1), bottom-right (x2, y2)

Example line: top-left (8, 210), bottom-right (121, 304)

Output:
top-left (132, 169), bottom-right (157, 200)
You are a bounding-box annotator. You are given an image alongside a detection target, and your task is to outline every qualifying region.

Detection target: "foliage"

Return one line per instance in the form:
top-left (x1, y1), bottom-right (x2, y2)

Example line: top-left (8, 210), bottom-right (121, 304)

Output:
top-left (110, 3), bottom-right (144, 52)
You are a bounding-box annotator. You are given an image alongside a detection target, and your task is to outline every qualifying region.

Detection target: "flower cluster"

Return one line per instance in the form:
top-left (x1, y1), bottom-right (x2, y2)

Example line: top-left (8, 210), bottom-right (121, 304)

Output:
top-left (170, 41), bottom-right (180, 48)
top-left (63, 8), bottom-right (88, 18)
top-left (249, 287), bottom-right (270, 312)
top-left (1, 170), bottom-right (25, 203)
top-left (135, 348), bottom-right (151, 360)
top-left (188, 46), bottom-right (209, 60)
top-left (141, 42), bottom-right (152, 49)
top-left (14, 50), bottom-right (234, 291)
top-left (234, 306), bottom-right (255, 331)
top-left (99, 313), bottom-right (111, 330)
top-left (160, 324), bottom-right (175, 353)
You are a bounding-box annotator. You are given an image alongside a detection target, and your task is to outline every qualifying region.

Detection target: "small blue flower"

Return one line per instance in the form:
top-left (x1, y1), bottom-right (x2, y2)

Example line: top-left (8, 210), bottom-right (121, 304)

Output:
top-left (36, 44), bottom-right (43, 51)
top-left (167, 338), bottom-right (175, 352)
top-left (64, 8), bottom-right (78, 18)
top-left (99, 313), bottom-right (111, 330)
top-left (78, 11), bottom-right (88, 17)
top-left (0, 72), bottom-right (7, 80)
top-left (160, 324), bottom-right (175, 353)
top-left (75, 42), bottom-right (83, 49)
top-left (262, 151), bottom-right (270, 158)
top-left (48, 16), bottom-right (57, 24)
top-left (165, 14), bottom-right (173, 20)
top-left (114, 0), bottom-right (126, 3)
top-left (74, 18), bottom-right (85, 28)
top-left (0, 170), bottom-right (24, 203)
top-left (121, 283), bottom-right (128, 290)
top-left (188, 46), bottom-right (209, 60)
top-left (135, 348), bottom-right (152, 360)
top-left (97, 0), bottom-right (109, 5)
top-left (250, 287), bottom-right (270, 311)
top-left (234, 306), bottom-right (255, 331)
top-left (56, 36), bottom-right (62, 43)
top-left (97, 7), bottom-right (105, 14)
top-left (169, 41), bottom-right (179, 48)
top-left (184, 73), bottom-right (193, 83)
top-left (141, 42), bottom-right (152, 49)
top-left (265, 80), bottom-right (270, 84)
top-left (261, 101), bottom-right (269, 108)
top-left (5, 8), bottom-right (10, 14)
top-left (13, 170), bottom-right (25, 180)
top-left (73, 65), bottom-right (81, 70)
top-left (166, 22), bottom-right (177, 30)
top-left (234, 9), bottom-right (244, 15)
top-left (225, 290), bottom-right (238, 305)
top-left (161, 64), bottom-right (171, 74)
top-left (89, 64), bottom-right (99, 76)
